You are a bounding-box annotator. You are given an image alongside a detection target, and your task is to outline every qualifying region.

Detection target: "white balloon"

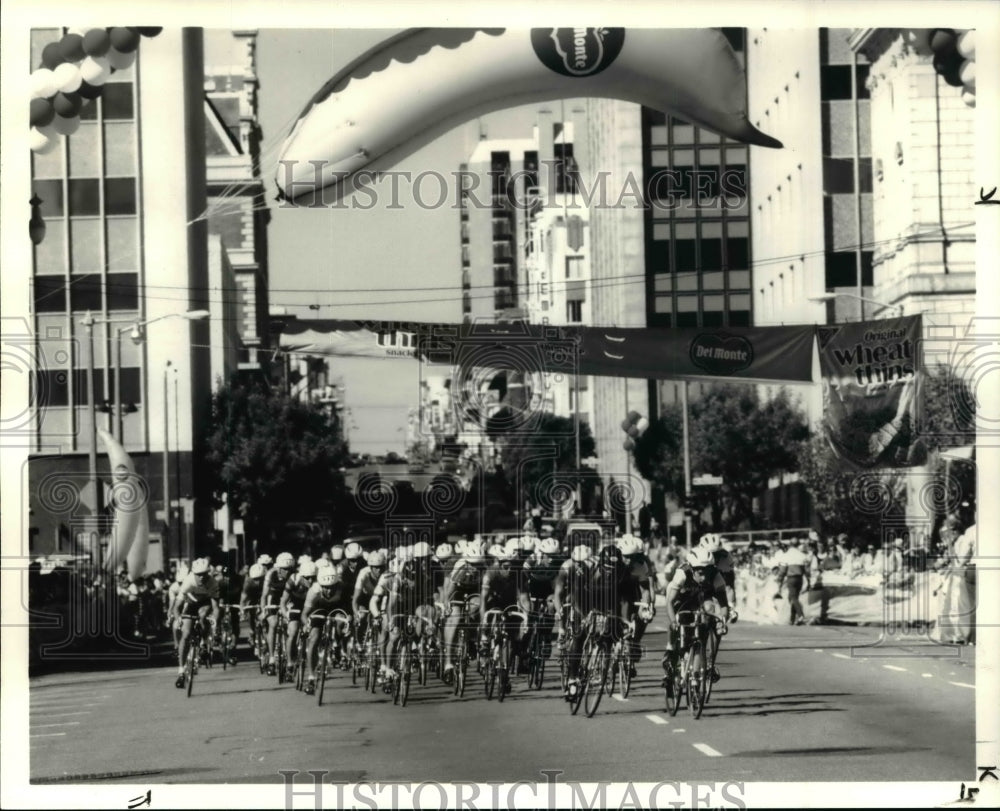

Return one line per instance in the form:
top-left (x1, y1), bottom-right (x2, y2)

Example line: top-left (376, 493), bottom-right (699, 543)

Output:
top-left (957, 29), bottom-right (975, 60)
top-left (960, 59), bottom-right (975, 90)
top-left (107, 47), bottom-right (137, 70)
top-left (29, 127), bottom-right (59, 154)
top-left (80, 56), bottom-right (111, 85)
top-left (961, 89), bottom-right (975, 108)
top-left (636, 417), bottom-right (650, 434)
top-left (54, 62), bottom-right (83, 94)
top-left (51, 114), bottom-right (81, 136)
top-left (30, 68), bottom-right (60, 99)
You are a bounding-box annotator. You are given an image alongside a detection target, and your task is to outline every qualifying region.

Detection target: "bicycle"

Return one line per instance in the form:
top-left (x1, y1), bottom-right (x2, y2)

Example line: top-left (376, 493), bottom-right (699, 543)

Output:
top-left (218, 604), bottom-right (245, 669)
top-left (180, 614), bottom-right (213, 698)
top-left (446, 595), bottom-right (478, 699)
top-left (481, 607), bottom-right (527, 702)
top-left (273, 612), bottom-right (289, 684)
top-left (556, 603), bottom-right (583, 695)
top-left (611, 618), bottom-right (636, 700)
top-left (574, 611), bottom-right (619, 718)
top-left (316, 609), bottom-right (352, 706)
top-left (663, 608), bottom-right (728, 720)
top-left (362, 615), bottom-right (382, 694)
top-left (391, 614), bottom-right (422, 707)
top-left (524, 597), bottom-right (553, 691)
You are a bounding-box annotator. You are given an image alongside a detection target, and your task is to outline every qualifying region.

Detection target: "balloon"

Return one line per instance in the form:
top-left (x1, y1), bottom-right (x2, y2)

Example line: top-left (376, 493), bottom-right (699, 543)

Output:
top-left (109, 27), bottom-right (141, 53)
top-left (30, 127), bottom-right (59, 154)
top-left (276, 27), bottom-right (783, 204)
top-left (620, 418), bottom-right (633, 432)
top-left (636, 417), bottom-right (650, 434)
top-left (77, 79), bottom-right (104, 100)
top-left (30, 68), bottom-right (61, 99)
top-left (82, 28), bottom-right (111, 57)
top-left (53, 91), bottom-right (82, 118)
top-left (960, 59), bottom-right (975, 90)
top-left (51, 114), bottom-right (81, 136)
top-left (961, 89), bottom-right (975, 108)
top-left (626, 410), bottom-right (641, 422)
top-left (929, 28), bottom-right (957, 56)
top-left (58, 33), bottom-right (86, 63)
top-left (627, 425), bottom-right (639, 438)
top-left (623, 438), bottom-right (636, 452)
top-left (137, 27), bottom-right (163, 37)
top-left (80, 55), bottom-right (111, 85)
top-left (107, 47), bottom-right (137, 70)
top-left (933, 51), bottom-right (965, 87)
top-left (53, 62), bottom-right (83, 93)
top-left (30, 97), bottom-right (56, 127)
top-left (957, 29), bottom-right (975, 59)
top-left (41, 42), bottom-right (66, 69)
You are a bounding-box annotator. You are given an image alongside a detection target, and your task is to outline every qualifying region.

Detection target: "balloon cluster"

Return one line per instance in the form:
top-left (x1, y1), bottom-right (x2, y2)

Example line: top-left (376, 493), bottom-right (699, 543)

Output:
top-left (905, 28), bottom-right (976, 108)
top-left (29, 27), bottom-right (163, 154)
top-left (621, 410), bottom-right (650, 452)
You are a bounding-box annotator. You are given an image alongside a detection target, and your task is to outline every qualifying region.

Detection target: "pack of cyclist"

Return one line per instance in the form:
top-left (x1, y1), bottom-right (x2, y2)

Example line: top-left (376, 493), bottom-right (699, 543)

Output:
top-left (171, 529), bottom-right (737, 708)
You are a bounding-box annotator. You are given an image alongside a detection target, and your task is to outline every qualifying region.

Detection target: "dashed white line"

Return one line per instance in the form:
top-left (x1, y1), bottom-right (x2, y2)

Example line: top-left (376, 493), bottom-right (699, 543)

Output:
top-left (30, 732), bottom-right (66, 738)
top-left (813, 649), bottom-right (824, 653)
top-left (948, 681), bottom-right (974, 689)
top-left (32, 722), bottom-right (80, 729)
top-left (672, 728), bottom-right (686, 733)
top-left (693, 743), bottom-right (724, 757)
top-left (31, 711), bottom-right (92, 719)
top-left (646, 714), bottom-right (669, 725)
top-left (922, 674), bottom-right (933, 678)
top-left (29, 703), bottom-right (103, 711)
top-left (883, 665), bottom-right (907, 672)
top-left (831, 653), bottom-right (852, 660)
top-left (31, 695), bottom-right (109, 703)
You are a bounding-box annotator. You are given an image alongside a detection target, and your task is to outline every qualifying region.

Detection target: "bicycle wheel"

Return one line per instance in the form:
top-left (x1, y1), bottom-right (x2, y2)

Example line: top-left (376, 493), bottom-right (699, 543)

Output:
top-left (569, 643), bottom-right (588, 716)
top-left (584, 645), bottom-right (609, 718)
top-left (688, 645), bottom-right (705, 720)
top-left (275, 626), bottom-right (286, 683)
top-left (221, 627), bottom-right (230, 671)
top-left (620, 643), bottom-right (633, 700)
top-left (497, 637), bottom-right (511, 702)
top-left (317, 638), bottom-right (330, 707)
top-left (368, 635), bottom-right (380, 695)
top-left (455, 629), bottom-right (467, 698)
top-left (295, 637), bottom-right (306, 692)
top-left (400, 644), bottom-right (412, 707)
top-left (664, 656), bottom-right (684, 716)
top-left (185, 635), bottom-right (197, 698)
top-left (256, 625), bottom-right (267, 674)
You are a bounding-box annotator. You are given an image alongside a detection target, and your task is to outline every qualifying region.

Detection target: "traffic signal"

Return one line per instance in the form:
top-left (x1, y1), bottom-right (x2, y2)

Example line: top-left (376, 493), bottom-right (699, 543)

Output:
top-left (621, 410), bottom-right (650, 452)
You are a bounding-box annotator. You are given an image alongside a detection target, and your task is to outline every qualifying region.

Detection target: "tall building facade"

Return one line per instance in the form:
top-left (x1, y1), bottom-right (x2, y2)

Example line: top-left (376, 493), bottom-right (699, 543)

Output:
top-left (26, 29), bottom-right (236, 564)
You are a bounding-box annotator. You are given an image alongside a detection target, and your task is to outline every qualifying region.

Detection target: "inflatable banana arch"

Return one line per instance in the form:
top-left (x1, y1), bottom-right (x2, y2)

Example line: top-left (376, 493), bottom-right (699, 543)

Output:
top-left (276, 28), bottom-right (782, 205)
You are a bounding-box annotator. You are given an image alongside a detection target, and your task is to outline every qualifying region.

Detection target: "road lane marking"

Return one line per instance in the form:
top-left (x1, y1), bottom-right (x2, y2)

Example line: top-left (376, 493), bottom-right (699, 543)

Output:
top-left (883, 665), bottom-right (907, 672)
top-left (31, 711), bottom-right (92, 719)
top-left (32, 722), bottom-right (80, 728)
top-left (831, 653), bottom-right (852, 660)
top-left (645, 714), bottom-right (668, 725)
top-left (693, 743), bottom-right (724, 757)
top-left (813, 649), bottom-right (824, 653)
top-left (31, 695), bottom-right (109, 703)
top-left (672, 728), bottom-right (686, 733)
top-left (922, 674), bottom-right (933, 678)
top-left (948, 681), bottom-right (974, 689)
top-left (30, 732), bottom-right (66, 738)
top-left (30, 703), bottom-right (103, 711)
top-left (613, 694), bottom-right (629, 702)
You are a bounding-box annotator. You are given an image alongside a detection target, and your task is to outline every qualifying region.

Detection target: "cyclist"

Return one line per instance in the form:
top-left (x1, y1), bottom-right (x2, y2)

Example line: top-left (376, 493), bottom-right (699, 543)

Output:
top-left (352, 550), bottom-right (387, 661)
top-left (340, 542), bottom-right (365, 596)
top-left (518, 537), bottom-right (561, 661)
top-left (699, 533), bottom-right (736, 607)
top-left (329, 545), bottom-right (345, 574)
top-left (260, 552), bottom-right (295, 675)
top-left (661, 545), bottom-right (731, 686)
top-left (553, 544), bottom-right (593, 699)
top-left (301, 566), bottom-right (351, 695)
top-left (384, 542), bottom-right (438, 683)
top-left (369, 555), bottom-right (398, 683)
top-left (480, 545), bottom-right (528, 688)
top-left (619, 535), bottom-right (656, 677)
top-left (440, 538), bottom-right (489, 685)
top-left (166, 565), bottom-right (188, 652)
top-left (239, 562), bottom-right (266, 656)
top-left (173, 558), bottom-right (220, 688)
top-left (280, 559), bottom-right (318, 675)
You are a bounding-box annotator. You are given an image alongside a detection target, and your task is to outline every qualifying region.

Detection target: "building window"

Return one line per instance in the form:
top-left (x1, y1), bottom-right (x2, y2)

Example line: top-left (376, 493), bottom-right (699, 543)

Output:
top-left (68, 179), bottom-right (100, 216)
top-left (566, 255), bottom-right (584, 279)
top-left (674, 239), bottom-right (697, 272)
top-left (33, 277), bottom-right (67, 313)
top-left (727, 237), bottom-right (749, 270)
top-left (33, 369), bottom-right (71, 407)
top-left (107, 273), bottom-right (139, 311)
top-left (102, 83), bottom-right (135, 120)
top-left (701, 238), bottom-right (723, 270)
top-left (820, 64), bottom-right (870, 101)
top-left (104, 178), bottom-right (137, 216)
top-left (69, 274), bottom-right (103, 312)
top-left (32, 180), bottom-right (64, 217)
top-left (566, 300), bottom-right (583, 322)
top-left (728, 293), bottom-right (751, 326)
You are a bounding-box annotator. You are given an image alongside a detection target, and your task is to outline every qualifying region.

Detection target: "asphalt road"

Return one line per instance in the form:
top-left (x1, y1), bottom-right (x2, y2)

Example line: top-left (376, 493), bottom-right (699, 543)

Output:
top-left (27, 618), bottom-right (974, 787)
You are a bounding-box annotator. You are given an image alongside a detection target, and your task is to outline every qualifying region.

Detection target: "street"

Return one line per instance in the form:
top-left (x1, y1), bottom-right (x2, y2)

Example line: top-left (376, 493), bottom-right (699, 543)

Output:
top-left (29, 619), bottom-right (974, 786)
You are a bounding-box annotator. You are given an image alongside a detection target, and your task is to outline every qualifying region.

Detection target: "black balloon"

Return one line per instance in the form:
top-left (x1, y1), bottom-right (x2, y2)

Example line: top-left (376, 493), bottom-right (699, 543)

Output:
top-left (53, 91), bottom-right (82, 117)
top-left (109, 27), bottom-right (141, 54)
top-left (929, 28), bottom-right (957, 56)
top-left (59, 33), bottom-right (86, 63)
top-left (77, 80), bottom-right (105, 100)
top-left (30, 97), bottom-right (56, 127)
top-left (41, 42), bottom-right (66, 69)
top-left (82, 28), bottom-right (111, 57)
top-left (933, 51), bottom-right (965, 87)
top-left (137, 27), bottom-right (163, 37)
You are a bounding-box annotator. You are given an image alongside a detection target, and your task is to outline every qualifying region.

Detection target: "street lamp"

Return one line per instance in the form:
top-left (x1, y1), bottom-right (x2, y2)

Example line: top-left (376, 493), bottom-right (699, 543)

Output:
top-left (112, 310), bottom-right (209, 441)
top-left (808, 292), bottom-right (903, 320)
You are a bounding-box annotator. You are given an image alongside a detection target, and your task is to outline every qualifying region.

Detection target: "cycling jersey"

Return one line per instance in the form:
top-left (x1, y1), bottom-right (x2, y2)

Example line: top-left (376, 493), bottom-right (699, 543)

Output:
top-left (241, 577), bottom-right (263, 606)
top-left (177, 572), bottom-right (219, 613)
top-left (553, 558), bottom-right (591, 611)
top-left (390, 559), bottom-right (437, 614)
top-left (352, 565), bottom-right (382, 612)
top-left (445, 558), bottom-right (487, 603)
top-left (301, 581), bottom-right (350, 625)
top-left (585, 560), bottom-right (630, 616)
top-left (283, 572), bottom-right (312, 610)
top-left (339, 559), bottom-right (364, 596)
top-left (520, 553), bottom-right (560, 599)
top-left (481, 563), bottom-right (520, 610)
top-left (667, 564), bottom-right (728, 613)
top-left (261, 568), bottom-right (291, 607)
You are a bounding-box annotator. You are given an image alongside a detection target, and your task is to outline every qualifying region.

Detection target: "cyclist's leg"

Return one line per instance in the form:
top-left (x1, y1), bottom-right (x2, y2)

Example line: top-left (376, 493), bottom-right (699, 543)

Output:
top-left (386, 615), bottom-right (403, 677)
top-left (286, 616), bottom-right (300, 665)
top-left (264, 607), bottom-right (278, 666)
top-left (378, 613), bottom-right (392, 676)
top-left (177, 615), bottom-right (194, 678)
top-left (305, 619), bottom-right (323, 682)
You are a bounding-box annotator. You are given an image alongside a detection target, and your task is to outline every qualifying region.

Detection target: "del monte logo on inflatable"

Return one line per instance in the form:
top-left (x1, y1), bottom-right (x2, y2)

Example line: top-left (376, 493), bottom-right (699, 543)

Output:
top-left (689, 333), bottom-right (754, 376)
top-left (530, 28), bottom-right (626, 77)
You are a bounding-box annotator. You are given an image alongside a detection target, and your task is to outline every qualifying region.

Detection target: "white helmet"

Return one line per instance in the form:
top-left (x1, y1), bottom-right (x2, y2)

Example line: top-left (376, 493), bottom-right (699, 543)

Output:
top-left (539, 538), bottom-right (559, 556)
top-left (699, 533), bottom-right (722, 552)
top-left (248, 563), bottom-right (265, 579)
top-left (344, 542), bottom-right (363, 560)
top-left (520, 536), bottom-right (536, 553)
top-left (397, 546), bottom-right (412, 563)
top-left (411, 541), bottom-right (431, 559)
top-left (464, 539), bottom-right (486, 562)
top-left (191, 558), bottom-right (210, 574)
top-left (275, 552), bottom-right (295, 570)
top-left (504, 538), bottom-right (521, 556)
top-left (495, 546), bottom-right (517, 562)
top-left (455, 540), bottom-right (468, 555)
top-left (368, 551), bottom-right (387, 567)
top-left (435, 543), bottom-right (453, 560)
top-left (620, 535), bottom-right (644, 556)
top-left (571, 545), bottom-right (592, 563)
top-left (487, 544), bottom-right (504, 559)
top-left (297, 554), bottom-right (312, 567)
top-left (257, 554), bottom-right (273, 566)
top-left (317, 568), bottom-right (339, 587)
top-left (298, 561), bottom-right (318, 578)
top-left (687, 546), bottom-right (714, 568)
top-left (317, 558), bottom-right (333, 570)
top-left (330, 545), bottom-right (345, 561)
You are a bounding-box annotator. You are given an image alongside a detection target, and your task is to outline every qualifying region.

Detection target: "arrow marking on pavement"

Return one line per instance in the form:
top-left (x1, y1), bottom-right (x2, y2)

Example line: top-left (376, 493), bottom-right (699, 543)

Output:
top-left (693, 743), bottom-right (723, 757)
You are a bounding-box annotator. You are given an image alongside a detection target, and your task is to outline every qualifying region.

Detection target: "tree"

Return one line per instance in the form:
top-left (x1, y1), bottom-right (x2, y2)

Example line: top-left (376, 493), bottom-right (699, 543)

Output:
top-left (633, 384), bottom-right (810, 530)
top-left (203, 378), bottom-right (349, 546)
top-left (494, 412), bottom-right (596, 515)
